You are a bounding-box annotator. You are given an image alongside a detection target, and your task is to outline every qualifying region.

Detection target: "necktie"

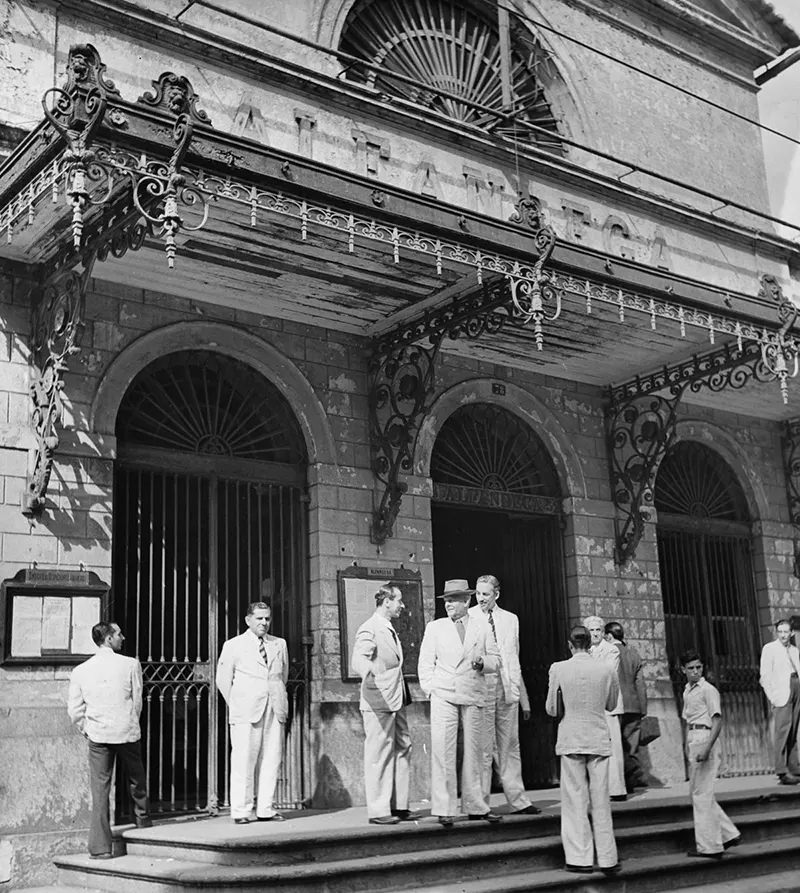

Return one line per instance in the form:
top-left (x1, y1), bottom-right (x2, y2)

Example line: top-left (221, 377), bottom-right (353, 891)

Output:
top-left (454, 618), bottom-right (466, 644)
top-left (487, 609), bottom-right (498, 644)
top-left (259, 636), bottom-right (268, 664)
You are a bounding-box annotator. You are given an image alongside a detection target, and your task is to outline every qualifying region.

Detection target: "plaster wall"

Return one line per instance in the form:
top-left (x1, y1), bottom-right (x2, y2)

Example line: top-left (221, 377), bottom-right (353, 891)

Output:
top-left (2, 272), bottom-right (798, 883)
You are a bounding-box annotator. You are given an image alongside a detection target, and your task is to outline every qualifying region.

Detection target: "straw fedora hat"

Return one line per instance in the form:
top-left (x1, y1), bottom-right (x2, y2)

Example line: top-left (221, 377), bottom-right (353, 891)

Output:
top-left (436, 578), bottom-right (475, 599)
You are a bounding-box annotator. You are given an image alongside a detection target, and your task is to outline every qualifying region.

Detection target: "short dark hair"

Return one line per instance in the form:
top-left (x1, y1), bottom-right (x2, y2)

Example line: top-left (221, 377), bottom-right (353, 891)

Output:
top-left (246, 602), bottom-right (271, 616)
top-left (569, 626), bottom-right (591, 650)
top-left (680, 648), bottom-right (702, 665)
top-left (775, 618), bottom-right (791, 630)
top-left (92, 621), bottom-right (116, 646)
top-left (605, 621), bottom-right (624, 641)
top-left (375, 584), bottom-right (401, 606)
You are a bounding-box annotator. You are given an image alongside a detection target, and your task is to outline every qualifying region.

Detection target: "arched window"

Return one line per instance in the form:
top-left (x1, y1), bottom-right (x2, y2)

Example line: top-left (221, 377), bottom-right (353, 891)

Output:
top-left (339, 0), bottom-right (562, 150)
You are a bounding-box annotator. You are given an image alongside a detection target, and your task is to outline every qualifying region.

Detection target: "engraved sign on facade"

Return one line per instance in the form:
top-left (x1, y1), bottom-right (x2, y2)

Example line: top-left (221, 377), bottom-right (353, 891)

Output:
top-left (432, 482), bottom-right (562, 516)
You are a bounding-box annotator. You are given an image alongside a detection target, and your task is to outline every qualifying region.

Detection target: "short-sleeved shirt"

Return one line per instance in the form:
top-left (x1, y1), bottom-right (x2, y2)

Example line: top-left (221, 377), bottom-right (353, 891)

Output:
top-left (682, 677), bottom-right (721, 727)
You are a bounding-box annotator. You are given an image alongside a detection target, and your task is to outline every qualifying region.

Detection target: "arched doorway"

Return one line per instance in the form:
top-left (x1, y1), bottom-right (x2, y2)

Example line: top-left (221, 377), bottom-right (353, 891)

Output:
top-left (430, 402), bottom-right (566, 787)
top-left (655, 440), bottom-right (770, 775)
top-left (112, 349), bottom-right (309, 816)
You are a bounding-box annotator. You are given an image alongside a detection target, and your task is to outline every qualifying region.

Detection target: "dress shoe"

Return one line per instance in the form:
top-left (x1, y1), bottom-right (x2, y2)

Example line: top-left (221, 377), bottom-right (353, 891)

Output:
top-left (778, 773), bottom-right (800, 785)
top-left (686, 848), bottom-right (723, 859)
top-left (564, 864), bottom-right (594, 873)
top-left (135, 816), bottom-right (153, 828)
top-left (610, 794), bottom-right (627, 802)
top-left (233, 817), bottom-right (252, 825)
top-left (513, 804), bottom-right (541, 815)
top-left (601, 863), bottom-right (623, 875)
top-left (392, 810), bottom-right (422, 821)
top-left (89, 853), bottom-right (114, 860)
top-left (723, 835), bottom-right (741, 849)
top-left (438, 815), bottom-right (455, 828)
top-left (368, 815), bottom-right (400, 825)
top-left (468, 812), bottom-right (502, 823)
top-left (257, 813), bottom-right (285, 822)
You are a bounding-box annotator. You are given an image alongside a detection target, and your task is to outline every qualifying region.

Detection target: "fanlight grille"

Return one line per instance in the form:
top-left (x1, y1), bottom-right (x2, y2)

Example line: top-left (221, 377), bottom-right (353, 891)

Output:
top-left (655, 442), bottom-right (748, 522)
top-left (340, 0), bottom-right (562, 150)
top-left (431, 403), bottom-right (560, 495)
top-left (116, 350), bottom-right (307, 464)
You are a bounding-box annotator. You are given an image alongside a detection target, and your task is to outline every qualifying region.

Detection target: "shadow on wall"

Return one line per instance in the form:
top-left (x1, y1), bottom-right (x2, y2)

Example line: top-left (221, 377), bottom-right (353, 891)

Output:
top-left (312, 755), bottom-right (353, 809)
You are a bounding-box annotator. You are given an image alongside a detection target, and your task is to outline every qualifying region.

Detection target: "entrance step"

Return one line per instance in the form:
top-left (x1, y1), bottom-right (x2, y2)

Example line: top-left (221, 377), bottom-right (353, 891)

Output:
top-left (53, 793), bottom-right (800, 893)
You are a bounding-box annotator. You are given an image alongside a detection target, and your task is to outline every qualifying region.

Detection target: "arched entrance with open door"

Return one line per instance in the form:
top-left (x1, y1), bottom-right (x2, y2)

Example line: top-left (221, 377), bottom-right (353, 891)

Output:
top-left (430, 402), bottom-right (567, 787)
top-left (112, 349), bottom-right (309, 817)
top-left (655, 440), bottom-right (770, 775)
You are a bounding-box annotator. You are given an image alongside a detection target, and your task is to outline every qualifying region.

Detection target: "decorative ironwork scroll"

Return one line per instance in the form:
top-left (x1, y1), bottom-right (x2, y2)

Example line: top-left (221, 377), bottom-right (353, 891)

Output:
top-left (23, 266), bottom-right (91, 516)
top-left (759, 274), bottom-right (799, 404)
top-left (138, 72), bottom-right (213, 125)
top-left (782, 418), bottom-right (800, 579)
top-left (40, 44), bottom-right (121, 251)
top-left (369, 339), bottom-right (440, 544)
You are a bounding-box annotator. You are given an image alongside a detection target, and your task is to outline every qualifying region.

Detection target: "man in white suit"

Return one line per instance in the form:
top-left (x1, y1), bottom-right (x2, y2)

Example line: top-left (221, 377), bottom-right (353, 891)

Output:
top-left (352, 584), bottom-right (417, 825)
top-left (585, 615), bottom-right (627, 800)
top-left (546, 625), bottom-right (621, 876)
top-left (759, 618), bottom-right (800, 785)
top-left (216, 601), bottom-right (289, 823)
top-left (418, 579), bottom-right (501, 827)
top-left (469, 574), bottom-right (539, 815)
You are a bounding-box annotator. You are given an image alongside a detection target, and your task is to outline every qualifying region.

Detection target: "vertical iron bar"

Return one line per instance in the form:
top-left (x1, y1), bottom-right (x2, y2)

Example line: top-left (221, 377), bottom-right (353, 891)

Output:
top-left (208, 476), bottom-right (219, 813)
top-left (173, 474), bottom-right (179, 662)
top-left (161, 473), bottom-right (167, 663)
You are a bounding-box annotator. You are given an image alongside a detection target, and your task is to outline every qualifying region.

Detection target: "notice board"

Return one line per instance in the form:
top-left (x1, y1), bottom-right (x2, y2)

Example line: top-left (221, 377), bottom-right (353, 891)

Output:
top-left (338, 566), bottom-right (424, 682)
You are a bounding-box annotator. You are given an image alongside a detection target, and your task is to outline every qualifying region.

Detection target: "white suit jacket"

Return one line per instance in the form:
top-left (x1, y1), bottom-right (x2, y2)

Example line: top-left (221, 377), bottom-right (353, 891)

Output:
top-left (216, 630), bottom-right (289, 724)
top-left (546, 652), bottom-right (619, 756)
top-left (418, 614), bottom-right (499, 706)
top-left (468, 604), bottom-right (528, 708)
top-left (590, 637), bottom-right (623, 714)
top-left (760, 639), bottom-right (800, 708)
top-left (352, 611), bottom-right (406, 713)
top-left (67, 647), bottom-right (143, 743)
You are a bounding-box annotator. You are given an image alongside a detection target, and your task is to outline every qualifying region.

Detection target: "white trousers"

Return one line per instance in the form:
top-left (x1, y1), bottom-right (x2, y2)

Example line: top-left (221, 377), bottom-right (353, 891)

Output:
top-left (229, 706), bottom-right (284, 819)
top-left (605, 711), bottom-right (626, 797)
top-left (362, 708), bottom-right (412, 818)
top-left (430, 693), bottom-right (488, 817)
top-left (559, 753), bottom-right (618, 869)
top-left (687, 730), bottom-right (739, 854)
top-left (481, 676), bottom-right (531, 810)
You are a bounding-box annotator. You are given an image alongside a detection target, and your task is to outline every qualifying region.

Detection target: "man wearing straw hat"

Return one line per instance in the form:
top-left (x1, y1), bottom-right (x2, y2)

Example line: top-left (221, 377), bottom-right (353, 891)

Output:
top-left (418, 579), bottom-right (501, 827)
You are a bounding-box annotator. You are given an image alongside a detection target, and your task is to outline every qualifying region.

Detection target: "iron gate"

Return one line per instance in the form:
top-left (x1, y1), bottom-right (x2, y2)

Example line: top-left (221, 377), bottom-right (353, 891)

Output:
top-left (658, 523), bottom-right (770, 776)
top-left (113, 464), bottom-right (310, 816)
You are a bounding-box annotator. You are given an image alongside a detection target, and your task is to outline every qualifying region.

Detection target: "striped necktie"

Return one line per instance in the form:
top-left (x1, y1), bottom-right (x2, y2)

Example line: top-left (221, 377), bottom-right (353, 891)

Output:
top-left (258, 636), bottom-right (268, 664)
top-left (487, 609), bottom-right (498, 643)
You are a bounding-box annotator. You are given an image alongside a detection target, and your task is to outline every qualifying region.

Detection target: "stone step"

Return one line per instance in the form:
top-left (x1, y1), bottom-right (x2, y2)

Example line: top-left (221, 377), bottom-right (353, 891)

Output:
top-left (54, 807), bottom-right (800, 893)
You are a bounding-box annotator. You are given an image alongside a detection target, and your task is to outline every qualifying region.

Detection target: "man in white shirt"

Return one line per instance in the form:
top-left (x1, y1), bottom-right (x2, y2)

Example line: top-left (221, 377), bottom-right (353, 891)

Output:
top-left (67, 621), bottom-right (151, 859)
top-left (469, 574), bottom-right (539, 815)
top-left (759, 618), bottom-right (800, 784)
top-left (216, 601), bottom-right (289, 822)
top-left (584, 615), bottom-right (627, 800)
top-left (351, 584), bottom-right (416, 825)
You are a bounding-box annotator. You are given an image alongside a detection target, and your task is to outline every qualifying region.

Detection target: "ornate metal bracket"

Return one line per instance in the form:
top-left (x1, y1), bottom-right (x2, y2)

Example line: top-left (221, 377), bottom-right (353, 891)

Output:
top-left (782, 418), bottom-right (800, 579)
top-left (759, 274), bottom-right (799, 404)
top-left (368, 338), bottom-right (441, 544)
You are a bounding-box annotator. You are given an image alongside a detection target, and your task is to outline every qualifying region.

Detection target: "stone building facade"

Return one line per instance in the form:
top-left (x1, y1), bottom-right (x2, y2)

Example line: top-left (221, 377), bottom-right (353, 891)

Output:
top-left (0, 0), bottom-right (799, 886)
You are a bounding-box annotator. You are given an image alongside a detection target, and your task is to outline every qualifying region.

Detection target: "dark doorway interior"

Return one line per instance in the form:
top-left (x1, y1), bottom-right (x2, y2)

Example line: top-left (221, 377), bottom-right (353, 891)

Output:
top-left (431, 504), bottom-right (565, 788)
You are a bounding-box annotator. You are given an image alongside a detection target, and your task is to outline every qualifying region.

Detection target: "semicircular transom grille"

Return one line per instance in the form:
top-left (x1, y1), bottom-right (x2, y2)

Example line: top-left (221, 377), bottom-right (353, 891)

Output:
top-left (116, 350), bottom-right (307, 464)
top-left (655, 441), bottom-right (749, 522)
top-left (431, 403), bottom-right (560, 496)
top-left (339, 0), bottom-right (562, 150)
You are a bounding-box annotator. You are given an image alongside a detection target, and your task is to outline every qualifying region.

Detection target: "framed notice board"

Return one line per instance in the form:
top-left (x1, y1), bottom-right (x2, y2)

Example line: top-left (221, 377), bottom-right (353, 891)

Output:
top-left (338, 566), bottom-right (424, 683)
top-left (1, 569), bottom-right (110, 665)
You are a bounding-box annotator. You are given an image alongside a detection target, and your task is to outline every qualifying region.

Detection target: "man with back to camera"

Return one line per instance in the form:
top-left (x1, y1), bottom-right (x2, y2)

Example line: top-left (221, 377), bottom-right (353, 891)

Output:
top-left (469, 574), bottom-right (540, 815)
top-left (418, 579), bottom-right (501, 827)
top-left (604, 621), bottom-right (647, 793)
top-left (216, 601), bottom-right (289, 822)
top-left (351, 583), bottom-right (418, 825)
top-left (584, 615), bottom-right (627, 800)
top-left (546, 625), bottom-right (621, 876)
top-left (67, 621), bottom-right (151, 859)
top-left (759, 618), bottom-right (800, 785)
